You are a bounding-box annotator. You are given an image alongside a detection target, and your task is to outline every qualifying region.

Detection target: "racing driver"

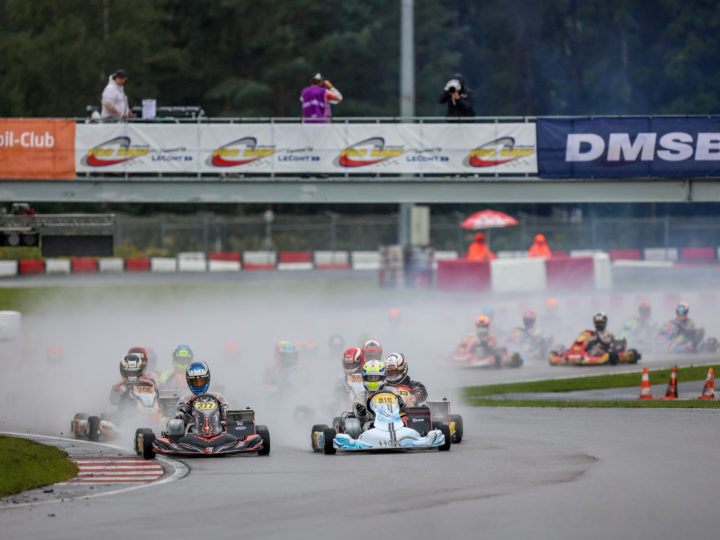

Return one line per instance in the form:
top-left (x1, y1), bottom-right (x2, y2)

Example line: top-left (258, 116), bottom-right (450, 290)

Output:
top-left (175, 361), bottom-right (229, 427)
top-left (384, 352), bottom-right (428, 405)
top-left (109, 352), bottom-right (156, 406)
top-left (586, 312), bottom-right (615, 357)
top-left (352, 360), bottom-right (407, 430)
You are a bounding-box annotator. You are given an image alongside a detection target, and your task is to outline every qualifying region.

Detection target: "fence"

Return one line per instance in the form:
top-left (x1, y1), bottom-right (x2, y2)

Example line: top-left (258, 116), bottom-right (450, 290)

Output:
top-left (106, 214), bottom-right (720, 259)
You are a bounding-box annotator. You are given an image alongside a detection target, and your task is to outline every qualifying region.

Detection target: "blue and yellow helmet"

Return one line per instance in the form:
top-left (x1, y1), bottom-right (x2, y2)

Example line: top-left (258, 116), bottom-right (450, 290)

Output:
top-left (362, 360), bottom-right (386, 392)
top-left (173, 344), bottom-right (194, 371)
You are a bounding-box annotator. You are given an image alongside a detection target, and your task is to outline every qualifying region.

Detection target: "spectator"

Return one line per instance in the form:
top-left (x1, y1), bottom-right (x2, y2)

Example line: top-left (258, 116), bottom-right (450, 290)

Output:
top-left (528, 234), bottom-right (552, 258)
top-left (467, 232), bottom-right (496, 261)
top-left (101, 70), bottom-right (132, 120)
top-left (439, 73), bottom-right (475, 118)
top-left (300, 72), bottom-right (342, 123)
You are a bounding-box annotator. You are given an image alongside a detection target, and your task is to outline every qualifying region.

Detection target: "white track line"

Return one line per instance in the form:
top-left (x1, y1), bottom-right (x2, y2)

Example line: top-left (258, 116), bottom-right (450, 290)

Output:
top-left (0, 431), bottom-right (188, 510)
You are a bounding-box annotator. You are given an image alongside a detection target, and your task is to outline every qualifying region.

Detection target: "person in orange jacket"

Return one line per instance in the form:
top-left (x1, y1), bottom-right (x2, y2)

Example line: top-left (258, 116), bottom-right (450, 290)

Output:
top-left (528, 234), bottom-right (552, 258)
top-left (467, 232), bottom-right (496, 261)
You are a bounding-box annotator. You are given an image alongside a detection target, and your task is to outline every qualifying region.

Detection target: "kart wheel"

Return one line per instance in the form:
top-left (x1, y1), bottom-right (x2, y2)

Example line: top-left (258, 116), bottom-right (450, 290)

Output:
top-left (256, 425), bottom-right (271, 456)
top-left (88, 416), bottom-right (100, 442)
top-left (311, 424), bottom-right (326, 452)
top-left (322, 426), bottom-right (336, 455)
top-left (450, 414), bottom-right (464, 444)
top-left (134, 428), bottom-right (153, 456)
top-left (141, 432), bottom-right (156, 459)
top-left (609, 352), bottom-right (619, 366)
top-left (435, 422), bottom-right (452, 451)
top-left (511, 353), bottom-right (523, 368)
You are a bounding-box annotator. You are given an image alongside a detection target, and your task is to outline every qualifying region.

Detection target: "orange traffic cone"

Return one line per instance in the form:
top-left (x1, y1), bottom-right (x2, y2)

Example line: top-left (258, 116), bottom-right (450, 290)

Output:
top-left (638, 367), bottom-right (653, 400)
top-left (661, 365), bottom-right (678, 400)
top-left (698, 367), bottom-right (715, 400)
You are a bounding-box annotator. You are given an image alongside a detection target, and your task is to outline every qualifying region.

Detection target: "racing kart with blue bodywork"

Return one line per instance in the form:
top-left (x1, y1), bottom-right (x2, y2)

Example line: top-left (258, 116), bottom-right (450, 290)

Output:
top-left (653, 321), bottom-right (718, 353)
top-left (310, 391), bottom-right (451, 454)
top-left (135, 393), bottom-right (270, 459)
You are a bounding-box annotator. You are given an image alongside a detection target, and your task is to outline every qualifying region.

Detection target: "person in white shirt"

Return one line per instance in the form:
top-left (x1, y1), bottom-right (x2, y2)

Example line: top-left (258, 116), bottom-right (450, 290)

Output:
top-left (101, 69), bottom-right (132, 120)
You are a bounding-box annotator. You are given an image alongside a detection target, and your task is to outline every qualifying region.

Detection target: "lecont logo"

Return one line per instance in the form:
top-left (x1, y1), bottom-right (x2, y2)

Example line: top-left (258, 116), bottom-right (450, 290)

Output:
top-left (211, 137), bottom-right (275, 167)
top-left (467, 137), bottom-right (535, 167)
top-left (338, 137), bottom-right (403, 167)
top-left (84, 136), bottom-right (149, 166)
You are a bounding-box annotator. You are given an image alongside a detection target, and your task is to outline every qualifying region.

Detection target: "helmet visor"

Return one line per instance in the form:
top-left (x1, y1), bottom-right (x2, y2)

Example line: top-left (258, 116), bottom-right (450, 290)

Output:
top-left (188, 375), bottom-right (209, 388)
top-left (364, 374), bottom-right (383, 383)
top-left (676, 307), bottom-right (688, 317)
top-left (121, 366), bottom-right (141, 380)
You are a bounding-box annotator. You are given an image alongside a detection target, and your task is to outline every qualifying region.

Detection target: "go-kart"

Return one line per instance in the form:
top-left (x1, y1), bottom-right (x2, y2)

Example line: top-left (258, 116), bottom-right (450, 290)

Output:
top-left (653, 321), bottom-right (718, 353)
top-left (387, 386), bottom-right (463, 443)
top-left (618, 320), bottom-right (658, 353)
top-left (71, 379), bottom-right (172, 441)
top-left (450, 334), bottom-right (523, 368)
top-left (310, 391), bottom-right (451, 454)
top-left (504, 328), bottom-right (553, 364)
top-left (135, 393), bottom-right (270, 459)
top-left (549, 330), bottom-right (640, 366)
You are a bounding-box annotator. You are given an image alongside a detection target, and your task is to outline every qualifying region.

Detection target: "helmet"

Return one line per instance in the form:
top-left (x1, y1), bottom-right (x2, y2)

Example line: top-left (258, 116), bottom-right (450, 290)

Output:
top-left (546, 298), bottom-right (558, 312)
top-left (361, 339), bottom-right (383, 362)
top-left (593, 312), bottom-right (608, 331)
top-left (362, 360), bottom-right (386, 392)
top-left (127, 347), bottom-right (148, 370)
top-left (639, 301), bottom-right (651, 320)
top-left (120, 353), bottom-right (145, 383)
top-left (676, 302), bottom-right (689, 320)
top-left (342, 347), bottom-right (365, 374)
top-left (384, 353), bottom-right (408, 385)
top-left (475, 315), bottom-right (491, 337)
top-left (172, 344), bottom-right (194, 371)
top-left (275, 341), bottom-right (298, 366)
top-left (482, 305), bottom-right (494, 321)
top-left (186, 361), bottom-right (210, 395)
top-left (522, 310), bottom-right (537, 329)
top-left (329, 334), bottom-right (345, 358)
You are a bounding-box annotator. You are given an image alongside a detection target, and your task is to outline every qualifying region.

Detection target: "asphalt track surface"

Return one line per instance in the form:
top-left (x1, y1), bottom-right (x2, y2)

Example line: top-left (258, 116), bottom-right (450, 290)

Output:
top-left (3, 272), bottom-right (720, 539)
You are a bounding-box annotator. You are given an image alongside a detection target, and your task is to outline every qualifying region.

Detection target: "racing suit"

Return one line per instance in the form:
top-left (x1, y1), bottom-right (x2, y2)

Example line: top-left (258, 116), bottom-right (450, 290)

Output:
top-left (387, 374), bottom-right (428, 406)
top-left (670, 317), bottom-right (702, 348)
top-left (157, 368), bottom-right (186, 390)
top-left (621, 316), bottom-right (656, 342)
top-left (352, 388), bottom-right (407, 430)
top-left (470, 334), bottom-right (498, 358)
top-left (586, 329), bottom-right (614, 356)
top-left (176, 392), bottom-right (229, 427)
top-left (109, 376), bottom-right (157, 407)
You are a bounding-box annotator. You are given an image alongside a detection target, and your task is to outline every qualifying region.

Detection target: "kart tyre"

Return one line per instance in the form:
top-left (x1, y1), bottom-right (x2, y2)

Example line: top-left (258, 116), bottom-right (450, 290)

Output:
top-left (511, 353), bottom-right (523, 368)
top-left (88, 416), bottom-right (100, 442)
top-left (311, 424), bottom-right (326, 452)
top-left (344, 417), bottom-right (362, 439)
top-left (141, 432), bottom-right (156, 460)
top-left (72, 413), bottom-right (87, 439)
top-left (322, 426), bottom-right (336, 455)
top-left (434, 422), bottom-right (452, 451)
top-left (450, 414), bottom-right (464, 444)
top-left (256, 425), bottom-right (271, 456)
top-left (609, 352), bottom-right (619, 366)
top-left (134, 428), bottom-right (154, 456)
top-left (494, 355), bottom-right (502, 369)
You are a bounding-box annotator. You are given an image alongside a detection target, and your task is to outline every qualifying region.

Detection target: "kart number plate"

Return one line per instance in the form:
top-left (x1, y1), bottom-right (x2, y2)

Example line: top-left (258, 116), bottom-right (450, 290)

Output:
top-left (134, 385), bottom-right (154, 393)
top-left (194, 401), bottom-right (217, 411)
top-left (393, 387), bottom-right (412, 398)
top-left (372, 394), bottom-right (398, 405)
top-left (348, 374), bottom-right (362, 383)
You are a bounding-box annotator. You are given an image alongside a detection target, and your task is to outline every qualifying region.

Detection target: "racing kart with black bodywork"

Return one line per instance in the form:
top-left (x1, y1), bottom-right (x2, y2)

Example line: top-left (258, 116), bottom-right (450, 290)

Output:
top-left (311, 391), bottom-right (451, 454)
top-left (71, 378), bottom-right (173, 442)
top-left (549, 329), bottom-right (640, 366)
top-left (653, 321), bottom-right (718, 353)
top-left (504, 328), bottom-right (553, 364)
top-left (450, 334), bottom-right (523, 369)
top-left (135, 393), bottom-right (270, 459)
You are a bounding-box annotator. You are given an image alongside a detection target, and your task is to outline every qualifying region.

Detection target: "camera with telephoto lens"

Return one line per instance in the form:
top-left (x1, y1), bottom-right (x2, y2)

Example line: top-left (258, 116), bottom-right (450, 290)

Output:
top-left (445, 78), bottom-right (461, 93)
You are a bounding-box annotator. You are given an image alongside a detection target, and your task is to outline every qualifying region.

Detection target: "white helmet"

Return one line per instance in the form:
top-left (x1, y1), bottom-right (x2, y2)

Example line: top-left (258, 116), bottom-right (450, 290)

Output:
top-left (120, 353), bottom-right (144, 382)
top-left (384, 353), bottom-right (408, 385)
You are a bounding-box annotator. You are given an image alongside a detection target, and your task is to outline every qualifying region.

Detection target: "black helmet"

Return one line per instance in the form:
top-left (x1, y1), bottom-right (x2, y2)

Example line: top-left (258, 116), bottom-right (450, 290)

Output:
top-left (593, 312), bottom-right (608, 331)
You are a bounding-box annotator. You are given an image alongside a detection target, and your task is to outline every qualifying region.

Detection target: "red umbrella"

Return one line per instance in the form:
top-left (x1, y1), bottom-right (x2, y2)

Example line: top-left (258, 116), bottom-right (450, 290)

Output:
top-left (460, 210), bottom-right (518, 230)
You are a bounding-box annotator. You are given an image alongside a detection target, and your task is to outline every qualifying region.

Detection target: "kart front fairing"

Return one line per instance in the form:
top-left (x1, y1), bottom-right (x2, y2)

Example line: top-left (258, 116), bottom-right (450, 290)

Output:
top-left (333, 392), bottom-right (444, 451)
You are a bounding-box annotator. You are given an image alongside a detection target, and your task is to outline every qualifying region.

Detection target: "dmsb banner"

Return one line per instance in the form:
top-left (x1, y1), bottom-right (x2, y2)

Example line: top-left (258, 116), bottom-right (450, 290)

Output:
top-left (537, 117), bottom-right (720, 178)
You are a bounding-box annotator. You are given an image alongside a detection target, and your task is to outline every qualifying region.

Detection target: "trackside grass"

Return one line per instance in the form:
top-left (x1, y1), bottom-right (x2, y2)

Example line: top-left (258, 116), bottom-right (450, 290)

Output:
top-left (461, 365), bottom-right (720, 408)
top-left (0, 436), bottom-right (78, 498)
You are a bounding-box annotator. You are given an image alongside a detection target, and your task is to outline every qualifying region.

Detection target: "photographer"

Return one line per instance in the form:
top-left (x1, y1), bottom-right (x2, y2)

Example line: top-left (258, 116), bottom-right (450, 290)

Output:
top-left (439, 73), bottom-right (475, 118)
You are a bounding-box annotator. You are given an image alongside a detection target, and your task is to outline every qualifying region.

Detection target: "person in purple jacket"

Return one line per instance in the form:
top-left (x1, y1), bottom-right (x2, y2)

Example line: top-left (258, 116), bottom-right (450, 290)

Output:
top-left (300, 72), bottom-right (342, 123)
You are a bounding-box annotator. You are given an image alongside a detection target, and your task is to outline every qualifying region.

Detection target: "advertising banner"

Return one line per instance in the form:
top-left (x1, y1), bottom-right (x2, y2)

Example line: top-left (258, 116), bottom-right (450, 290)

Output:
top-left (0, 119), bottom-right (76, 179)
top-left (537, 117), bottom-right (720, 178)
top-left (75, 123), bottom-right (537, 175)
